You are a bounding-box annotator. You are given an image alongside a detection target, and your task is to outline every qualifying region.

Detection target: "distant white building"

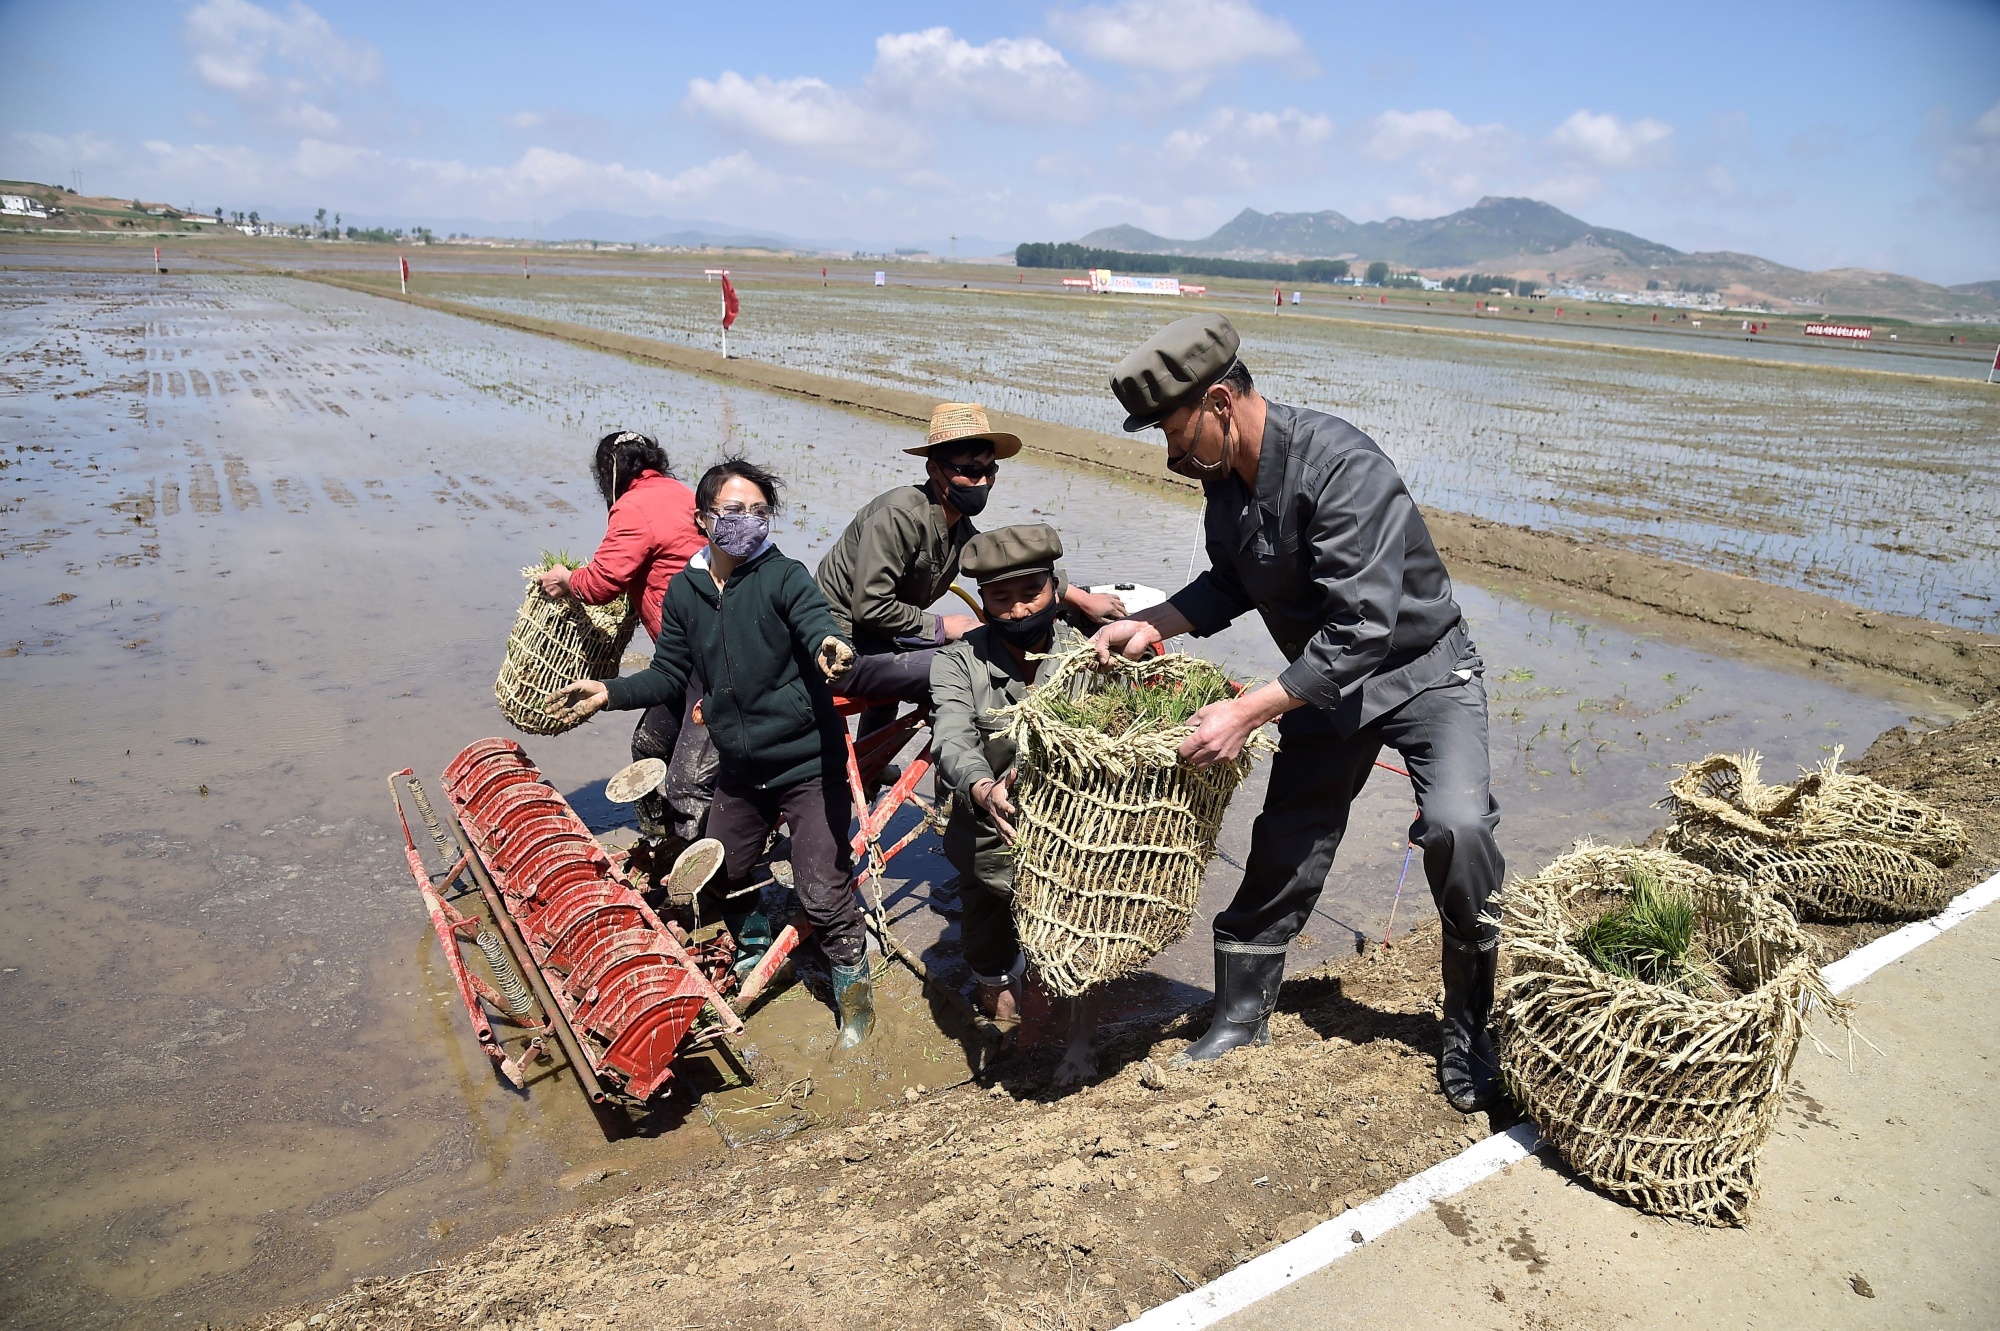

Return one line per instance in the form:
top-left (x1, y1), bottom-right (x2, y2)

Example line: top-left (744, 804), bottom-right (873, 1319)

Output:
top-left (2, 193), bottom-right (49, 218)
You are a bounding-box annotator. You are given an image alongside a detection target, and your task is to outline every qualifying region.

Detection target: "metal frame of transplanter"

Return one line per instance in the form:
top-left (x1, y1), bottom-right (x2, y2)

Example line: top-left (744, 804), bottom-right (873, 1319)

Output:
top-left (389, 737), bottom-right (746, 1109)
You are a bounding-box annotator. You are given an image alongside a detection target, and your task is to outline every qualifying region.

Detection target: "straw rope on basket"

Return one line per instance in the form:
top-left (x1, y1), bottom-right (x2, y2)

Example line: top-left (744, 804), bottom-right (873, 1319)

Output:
top-left (493, 565), bottom-right (638, 737)
top-left (1497, 842), bottom-right (1845, 1227)
top-left (997, 645), bottom-right (1272, 999)
top-left (1663, 750), bottom-right (1963, 922)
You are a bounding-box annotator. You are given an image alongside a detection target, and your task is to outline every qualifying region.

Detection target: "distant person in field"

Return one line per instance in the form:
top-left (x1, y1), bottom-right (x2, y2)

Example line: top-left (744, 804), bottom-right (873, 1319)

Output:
top-left (535, 430), bottom-right (712, 845)
top-left (557, 458), bottom-right (876, 1048)
top-left (815, 403), bottom-right (1126, 742)
top-left (1092, 315), bottom-right (1506, 1113)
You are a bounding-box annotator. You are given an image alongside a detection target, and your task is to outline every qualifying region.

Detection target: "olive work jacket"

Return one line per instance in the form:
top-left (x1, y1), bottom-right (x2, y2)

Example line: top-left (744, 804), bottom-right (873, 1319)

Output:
top-left (814, 482), bottom-right (974, 649)
top-left (1167, 400), bottom-right (1472, 739)
top-left (929, 623), bottom-right (1085, 896)
top-left (813, 481), bottom-right (1069, 652)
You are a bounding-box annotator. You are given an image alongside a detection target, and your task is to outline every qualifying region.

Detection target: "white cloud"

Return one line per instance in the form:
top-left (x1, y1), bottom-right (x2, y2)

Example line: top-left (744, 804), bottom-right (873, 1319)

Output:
top-left (1937, 99), bottom-right (2000, 210)
top-left (1155, 106), bottom-right (1333, 190)
top-left (8, 129), bottom-right (119, 167)
top-left (869, 28), bottom-right (1097, 124)
top-left (183, 0), bottom-right (382, 135)
top-left (1364, 108), bottom-right (1504, 161)
top-left (1050, 0), bottom-right (1307, 76)
top-left (685, 71), bottom-right (923, 167)
top-left (1549, 109), bottom-right (1673, 169)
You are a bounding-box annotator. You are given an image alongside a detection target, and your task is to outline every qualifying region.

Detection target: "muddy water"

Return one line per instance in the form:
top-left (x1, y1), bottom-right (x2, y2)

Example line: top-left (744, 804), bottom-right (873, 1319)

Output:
top-left (0, 266), bottom-right (1932, 1329)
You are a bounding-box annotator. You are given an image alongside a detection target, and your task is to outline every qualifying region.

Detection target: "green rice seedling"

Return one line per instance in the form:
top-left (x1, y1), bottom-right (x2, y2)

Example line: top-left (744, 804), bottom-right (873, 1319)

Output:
top-left (1043, 658), bottom-right (1232, 738)
top-left (1574, 867), bottom-right (1718, 995)
top-left (533, 548), bottom-right (583, 570)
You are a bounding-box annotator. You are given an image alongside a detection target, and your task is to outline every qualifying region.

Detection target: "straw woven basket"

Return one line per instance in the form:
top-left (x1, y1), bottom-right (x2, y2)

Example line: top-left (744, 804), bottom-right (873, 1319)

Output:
top-left (998, 646), bottom-right (1269, 998)
top-left (1664, 751), bottom-right (1962, 921)
top-left (1498, 842), bottom-right (1842, 1226)
top-left (494, 570), bottom-right (638, 736)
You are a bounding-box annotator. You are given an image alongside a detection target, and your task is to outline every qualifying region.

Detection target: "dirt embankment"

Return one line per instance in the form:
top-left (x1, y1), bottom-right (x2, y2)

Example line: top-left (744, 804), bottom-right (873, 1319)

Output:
top-left (269, 269), bottom-right (2000, 704)
top-left (234, 701), bottom-right (2000, 1331)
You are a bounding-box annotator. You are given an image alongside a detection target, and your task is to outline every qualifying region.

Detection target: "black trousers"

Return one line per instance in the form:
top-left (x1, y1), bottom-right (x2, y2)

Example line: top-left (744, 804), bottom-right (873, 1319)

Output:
top-left (832, 646), bottom-right (938, 735)
top-left (1215, 671), bottom-right (1503, 957)
top-left (706, 772), bottom-right (865, 966)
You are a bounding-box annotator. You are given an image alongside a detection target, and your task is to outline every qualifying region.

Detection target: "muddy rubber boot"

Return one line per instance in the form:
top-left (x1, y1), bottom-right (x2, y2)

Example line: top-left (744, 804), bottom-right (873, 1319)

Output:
top-left (830, 961), bottom-right (875, 1050)
top-left (1170, 945), bottom-right (1284, 1068)
top-left (1439, 941), bottom-right (1501, 1112)
top-left (727, 909), bottom-right (774, 981)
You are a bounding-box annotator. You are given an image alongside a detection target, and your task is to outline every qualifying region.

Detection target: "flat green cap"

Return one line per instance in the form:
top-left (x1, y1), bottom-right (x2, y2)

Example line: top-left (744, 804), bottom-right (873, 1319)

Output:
top-left (1109, 314), bottom-right (1241, 432)
top-left (961, 523), bottom-right (1062, 586)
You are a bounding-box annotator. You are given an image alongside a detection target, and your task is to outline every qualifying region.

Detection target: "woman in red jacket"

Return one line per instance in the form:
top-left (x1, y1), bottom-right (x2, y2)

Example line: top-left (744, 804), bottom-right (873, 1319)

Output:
top-left (537, 431), bottom-right (709, 835)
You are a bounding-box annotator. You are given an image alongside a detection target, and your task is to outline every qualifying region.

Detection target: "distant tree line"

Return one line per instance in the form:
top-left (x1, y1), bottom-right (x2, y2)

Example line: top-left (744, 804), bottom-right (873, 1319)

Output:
top-left (1439, 272), bottom-right (1539, 297)
top-left (1016, 242), bottom-right (1351, 284)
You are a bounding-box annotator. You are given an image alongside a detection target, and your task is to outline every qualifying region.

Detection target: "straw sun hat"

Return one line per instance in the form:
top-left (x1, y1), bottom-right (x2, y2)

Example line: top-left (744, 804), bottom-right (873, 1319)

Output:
top-left (906, 402), bottom-right (1022, 459)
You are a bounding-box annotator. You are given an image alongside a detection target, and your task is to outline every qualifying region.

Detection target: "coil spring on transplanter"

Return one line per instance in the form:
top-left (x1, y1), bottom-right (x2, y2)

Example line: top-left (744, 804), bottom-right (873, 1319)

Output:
top-left (476, 930), bottom-right (537, 1018)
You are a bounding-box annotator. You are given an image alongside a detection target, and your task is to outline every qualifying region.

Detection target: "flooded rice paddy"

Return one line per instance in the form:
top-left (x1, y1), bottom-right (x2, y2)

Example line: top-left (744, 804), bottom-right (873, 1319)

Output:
top-left (0, 259), bottom-right (1944, 1328)
top-left (397, 270), bottom-right (2000, 634)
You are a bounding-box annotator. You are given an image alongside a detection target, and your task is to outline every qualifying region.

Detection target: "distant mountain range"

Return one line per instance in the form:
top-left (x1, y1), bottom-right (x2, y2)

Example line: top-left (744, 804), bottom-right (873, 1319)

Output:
top-left (1077, 197), bottom-right (2000, 323)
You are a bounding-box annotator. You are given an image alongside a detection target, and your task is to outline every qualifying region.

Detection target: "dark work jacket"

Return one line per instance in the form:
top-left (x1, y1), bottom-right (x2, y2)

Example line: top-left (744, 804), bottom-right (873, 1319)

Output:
top-left (814, 482), bottom-right (975, 648)
top-left (1168, 400), bottom-right (1470, 738)
top-left (602, 545), bottom-right (850, 791)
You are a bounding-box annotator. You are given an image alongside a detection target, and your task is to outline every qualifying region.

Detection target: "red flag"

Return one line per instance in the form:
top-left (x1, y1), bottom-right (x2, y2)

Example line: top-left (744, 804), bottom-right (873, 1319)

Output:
top-left (399, 255), bottom-right (410, 283)
top-left (721, 273), bottom-right (740, 330)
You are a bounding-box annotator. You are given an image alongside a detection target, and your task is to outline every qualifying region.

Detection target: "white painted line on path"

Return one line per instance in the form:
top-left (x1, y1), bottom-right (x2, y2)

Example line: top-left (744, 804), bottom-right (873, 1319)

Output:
top-left (1124, 1123), bottom-right (1541, 1331)
top-left (1118, 865), bottom-right (2000, 1331)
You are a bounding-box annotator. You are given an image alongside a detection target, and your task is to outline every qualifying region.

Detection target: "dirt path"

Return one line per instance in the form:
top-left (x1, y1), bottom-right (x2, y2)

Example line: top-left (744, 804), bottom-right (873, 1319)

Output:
top-left (231, 704), bottom-right (1998, 1331)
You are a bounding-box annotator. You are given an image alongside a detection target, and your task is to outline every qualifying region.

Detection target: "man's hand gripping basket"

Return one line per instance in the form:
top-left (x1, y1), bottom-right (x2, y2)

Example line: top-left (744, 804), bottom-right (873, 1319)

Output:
top-left (999, 646), bottom-right (1270, 998)
top-left (494, 564), bottom-right (637, 736)
top-left (1498, 842), bottom-right (1844, 1226)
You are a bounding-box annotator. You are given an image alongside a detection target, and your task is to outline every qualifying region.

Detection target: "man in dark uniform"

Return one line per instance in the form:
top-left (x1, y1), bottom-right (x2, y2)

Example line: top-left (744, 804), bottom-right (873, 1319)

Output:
top-left (1091, 315), bottom-right (1504, 1111)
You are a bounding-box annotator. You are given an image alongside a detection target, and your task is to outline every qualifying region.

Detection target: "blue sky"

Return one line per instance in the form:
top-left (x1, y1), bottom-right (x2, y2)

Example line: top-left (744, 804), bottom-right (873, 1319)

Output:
top-left (2, 0), bottom-right (1996, 282)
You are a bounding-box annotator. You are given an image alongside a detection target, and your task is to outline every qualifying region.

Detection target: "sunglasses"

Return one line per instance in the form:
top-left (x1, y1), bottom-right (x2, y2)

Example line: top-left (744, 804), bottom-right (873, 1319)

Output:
top-left (936, 459), bottom-right (1000, 481)
top-left (708, 502), bottom-right (774, 519)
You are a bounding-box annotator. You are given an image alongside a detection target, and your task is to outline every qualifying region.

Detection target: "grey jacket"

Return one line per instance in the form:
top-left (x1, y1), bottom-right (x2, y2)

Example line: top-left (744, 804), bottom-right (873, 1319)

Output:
top-left (1168, 400), bottom-right (1470, 737)
top-left (929, 623), bottom-right (1083, 893)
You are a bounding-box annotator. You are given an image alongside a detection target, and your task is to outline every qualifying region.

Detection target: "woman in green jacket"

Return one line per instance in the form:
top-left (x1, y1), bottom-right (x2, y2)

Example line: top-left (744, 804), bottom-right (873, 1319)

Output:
top-left (556, 458), bottom-right (874, 1048)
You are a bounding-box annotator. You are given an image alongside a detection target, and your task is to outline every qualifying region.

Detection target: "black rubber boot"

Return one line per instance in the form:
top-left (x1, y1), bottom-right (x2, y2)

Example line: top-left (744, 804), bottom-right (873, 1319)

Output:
top-left (830, 961), bottom-right (875, 1050)
top-left (1170, 945), bottom-right (1284, 1068)
top-left (1439, 941), bottom-right (1501, 1112)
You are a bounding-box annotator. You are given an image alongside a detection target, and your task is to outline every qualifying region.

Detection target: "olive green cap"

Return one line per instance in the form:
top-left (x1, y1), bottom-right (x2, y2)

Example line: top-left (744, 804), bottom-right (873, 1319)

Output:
top-left (961, 523), bottom-right (1062, 586)
top-left (1109, 314), bottom-right (1241, 432)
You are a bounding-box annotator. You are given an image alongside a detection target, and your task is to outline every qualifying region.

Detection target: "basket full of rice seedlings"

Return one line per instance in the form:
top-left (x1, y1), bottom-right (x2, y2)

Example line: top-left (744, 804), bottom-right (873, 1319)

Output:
top-left (1663, 750), bottom-right (1963, 922)
top-left (1497, 842), bottom-right (1844, 1226)
top-left (997, 645), bottom-right (1271, 998)
top-left (493, 552), bottom-right (638, 737)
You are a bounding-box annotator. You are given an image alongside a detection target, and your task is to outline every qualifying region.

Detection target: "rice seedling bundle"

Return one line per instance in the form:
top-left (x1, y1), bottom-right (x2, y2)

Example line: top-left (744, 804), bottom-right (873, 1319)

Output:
top-left (1664, 751), bottom-right (1962, 921)
top-left (494, 552), bottom-right (637, 736)
top-left (1498, 842), bottom-right (1842, 1226)
top-left (997, 646), bottom-right (1269, 997)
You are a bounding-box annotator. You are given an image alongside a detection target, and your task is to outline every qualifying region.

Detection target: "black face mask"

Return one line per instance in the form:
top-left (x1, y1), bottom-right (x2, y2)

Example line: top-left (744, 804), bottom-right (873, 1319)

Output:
top-left (987, 600), bottom-right (1059, 649)
top-left (945, 479), bottom-right (991, 517)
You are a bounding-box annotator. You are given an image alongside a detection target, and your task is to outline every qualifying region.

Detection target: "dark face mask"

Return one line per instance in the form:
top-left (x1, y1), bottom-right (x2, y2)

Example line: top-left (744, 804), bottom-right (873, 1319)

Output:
top-left (987, 600), bottom-right (1059, 649)
top-left (945, 479), bottom-right (991, 517)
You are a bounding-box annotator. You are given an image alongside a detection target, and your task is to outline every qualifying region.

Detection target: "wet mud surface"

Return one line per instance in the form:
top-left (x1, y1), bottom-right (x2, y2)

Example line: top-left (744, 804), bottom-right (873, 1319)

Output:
top-left (0, 264), bottom-right (1944, 1329)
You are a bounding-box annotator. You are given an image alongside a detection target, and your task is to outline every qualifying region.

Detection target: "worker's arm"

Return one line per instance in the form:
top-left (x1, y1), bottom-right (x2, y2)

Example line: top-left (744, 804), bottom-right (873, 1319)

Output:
top-left (559, 585), bottom-right (692, 718)
top-left (777, 559), bottom-right (855, 680)
top-left (566, 496), bottom-right (649, 606)
top-left (1275, 449), bottom-right (1409, 713)
top-left (930, 646), bottom-right (1021, 841)
top-left (849, 502), bottom-right (941, 642)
